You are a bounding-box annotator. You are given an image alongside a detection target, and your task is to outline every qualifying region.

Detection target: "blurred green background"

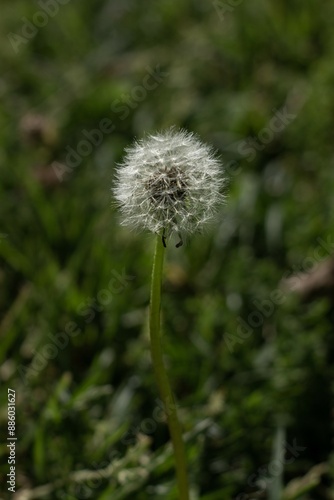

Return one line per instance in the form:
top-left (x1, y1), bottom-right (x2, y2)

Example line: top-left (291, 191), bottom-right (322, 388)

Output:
top-left (1, 0), bottom-right (334, 498)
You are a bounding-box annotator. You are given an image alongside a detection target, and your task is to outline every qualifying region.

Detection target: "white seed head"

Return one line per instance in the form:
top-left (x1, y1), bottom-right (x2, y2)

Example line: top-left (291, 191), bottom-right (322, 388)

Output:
top-left (113, 129), bottom-right (225, 238)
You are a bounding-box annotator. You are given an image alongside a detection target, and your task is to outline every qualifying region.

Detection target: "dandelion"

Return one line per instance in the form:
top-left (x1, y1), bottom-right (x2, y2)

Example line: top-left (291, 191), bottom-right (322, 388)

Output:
top-left (114, 128), bottom-right (225, 246)
top-left (113, 129), bottom-right (226, 500)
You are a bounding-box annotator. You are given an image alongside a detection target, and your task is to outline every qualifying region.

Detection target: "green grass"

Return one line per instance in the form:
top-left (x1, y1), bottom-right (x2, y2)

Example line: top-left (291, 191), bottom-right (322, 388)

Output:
top-left (1, 0), bottom-right (334, 498)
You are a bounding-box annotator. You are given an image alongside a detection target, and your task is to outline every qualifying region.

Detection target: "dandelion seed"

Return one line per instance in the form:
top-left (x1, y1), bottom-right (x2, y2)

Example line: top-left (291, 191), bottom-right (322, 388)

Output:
top-left (113, 128), bottom-right (225, 244)
top-left (113, 128), bottom-right (227, 498)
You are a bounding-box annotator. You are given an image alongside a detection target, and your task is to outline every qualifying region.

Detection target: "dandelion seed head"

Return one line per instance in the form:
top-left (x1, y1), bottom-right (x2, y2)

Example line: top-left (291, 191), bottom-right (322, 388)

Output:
top-left (113, 129), bottom-right (226, 237)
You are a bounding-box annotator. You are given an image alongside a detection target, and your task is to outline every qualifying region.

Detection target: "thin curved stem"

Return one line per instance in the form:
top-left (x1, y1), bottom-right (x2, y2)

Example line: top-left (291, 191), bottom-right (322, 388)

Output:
top-left (149, 234), bottom-right (190, 499)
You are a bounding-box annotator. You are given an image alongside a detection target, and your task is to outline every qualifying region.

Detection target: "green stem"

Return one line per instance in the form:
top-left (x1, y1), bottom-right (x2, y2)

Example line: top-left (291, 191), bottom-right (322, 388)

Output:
top-left (149, 234), bottom-right (190, 500)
